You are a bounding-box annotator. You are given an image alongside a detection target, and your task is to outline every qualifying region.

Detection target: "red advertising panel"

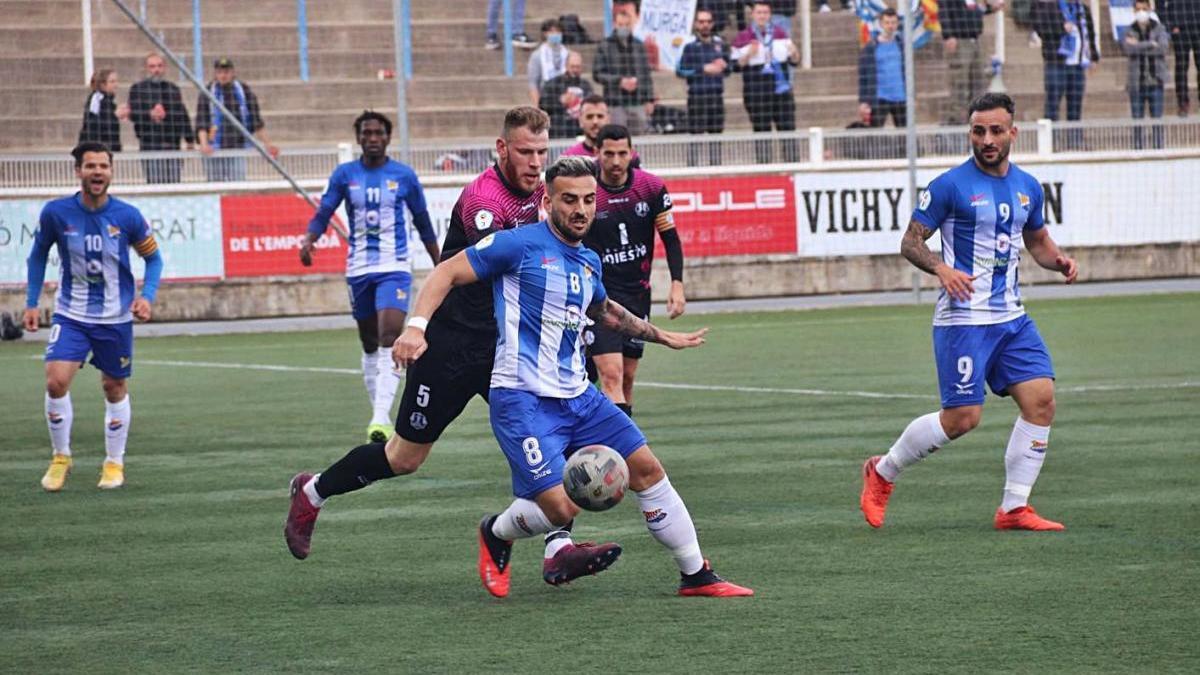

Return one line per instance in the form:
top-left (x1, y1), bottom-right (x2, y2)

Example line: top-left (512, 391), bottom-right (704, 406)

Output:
top-left (658, 175), bottom-right (797, 258)
top-left (221, 194), bottom-right (346, 277)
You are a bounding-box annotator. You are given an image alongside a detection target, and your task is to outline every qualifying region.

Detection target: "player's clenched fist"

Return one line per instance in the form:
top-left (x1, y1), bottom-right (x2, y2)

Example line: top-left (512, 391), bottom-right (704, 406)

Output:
top-left (393, 327), bottom-right (428, 369)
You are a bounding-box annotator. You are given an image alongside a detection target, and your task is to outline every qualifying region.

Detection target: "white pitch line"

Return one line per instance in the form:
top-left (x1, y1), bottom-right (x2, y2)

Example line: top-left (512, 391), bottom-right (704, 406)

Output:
top-left (129, 358), bottom-right (1200, 401)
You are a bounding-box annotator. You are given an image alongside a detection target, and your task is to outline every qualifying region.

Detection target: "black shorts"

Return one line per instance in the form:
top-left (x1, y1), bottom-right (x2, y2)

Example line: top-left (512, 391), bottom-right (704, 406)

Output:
top-left (586, 293), bottom-right (650, 360)
top-left (394, 319), bottom-right (494, 443)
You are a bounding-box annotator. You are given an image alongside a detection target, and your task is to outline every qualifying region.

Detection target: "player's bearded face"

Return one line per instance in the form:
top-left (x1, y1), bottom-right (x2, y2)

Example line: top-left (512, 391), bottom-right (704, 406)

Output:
top-left (969, 109), bottom-right (1016, 169)
top-left (598, 139), bottom-right (632, 186)
top-left (498, 126), bottom-right (550, 193)
top-left (76, 152), bottom-right (112, 197)
top-left (547, 175), bottom-right (597, 243)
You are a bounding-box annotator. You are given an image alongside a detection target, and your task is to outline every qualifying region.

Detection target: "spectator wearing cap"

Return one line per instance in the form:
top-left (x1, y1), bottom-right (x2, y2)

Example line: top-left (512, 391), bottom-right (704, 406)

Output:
top-left (528, 19), bottom-right (570, 105)
top-left (195, 58), bottom-right (278, 182)
top-left (128, 52), bottom-right (194, 183)
top-left (677, 8), bottom-right (731, 165)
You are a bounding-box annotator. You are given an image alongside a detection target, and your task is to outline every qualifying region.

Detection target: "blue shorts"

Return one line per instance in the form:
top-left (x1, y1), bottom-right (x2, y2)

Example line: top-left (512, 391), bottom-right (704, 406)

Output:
top-left (347, 271), bottom-right (412, 321)
top-left (932, 314), bottom-right (1054, 408)
top-left (44, 314), bottom-right (134, 379)
top-left (490, 386), bottom-right (648, 499)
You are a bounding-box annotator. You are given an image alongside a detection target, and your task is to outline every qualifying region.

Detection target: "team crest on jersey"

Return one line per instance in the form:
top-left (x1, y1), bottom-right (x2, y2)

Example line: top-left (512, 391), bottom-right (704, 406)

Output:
top-left (1017, 192), bottom-right (1031, 209)
top-left (474, 210), bottom-right (495, 231)
top-left (918, 190), bottom-right (931, 211)
top-left (996, 232), bottom-right (1011, 253)
top-left (475, 233), bottom-right (496, 250)
top-left (634, 201), bottom-right (649, 217)
top-left (396, 288), bottom-right (407, 301)
top-left (107, 224), bottom-right (121, 238)
top-left (386, 179), bottom-right (399, 191)
top-left (409, 412), bottom-right (428, 430)
top-left (119, 356), bottom-right (131, 368)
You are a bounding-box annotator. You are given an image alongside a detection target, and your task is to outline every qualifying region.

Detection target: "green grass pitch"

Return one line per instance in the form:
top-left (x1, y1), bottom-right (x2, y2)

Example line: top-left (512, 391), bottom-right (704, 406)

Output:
top-left (1, 293), bottom-right (1197, 673)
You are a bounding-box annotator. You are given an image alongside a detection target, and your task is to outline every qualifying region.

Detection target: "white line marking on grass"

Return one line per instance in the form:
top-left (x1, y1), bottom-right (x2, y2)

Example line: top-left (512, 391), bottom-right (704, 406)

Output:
top-left (130, 358), bottom-right (1200, 401)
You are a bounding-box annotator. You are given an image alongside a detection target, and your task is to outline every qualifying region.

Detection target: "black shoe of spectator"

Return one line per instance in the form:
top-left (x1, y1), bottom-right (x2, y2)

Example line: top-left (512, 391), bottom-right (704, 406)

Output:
top-left (512, 33), bottom-right (537, 48)
top-left (485, 34), bottom-right (500, 50)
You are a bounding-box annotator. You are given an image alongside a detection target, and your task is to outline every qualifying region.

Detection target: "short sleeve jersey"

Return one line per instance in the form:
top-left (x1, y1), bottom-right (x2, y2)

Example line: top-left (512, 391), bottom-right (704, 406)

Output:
top-left (307, 159), bottom-right (427, 277)
top-left (35, 194), bottom-right (158, 324)
top-left (435, 164), bottom-right (545, 334)
top-left (465, 222), bottom-right (606, 399)
top-left (585, 168), bottom-right (674, 301)
top-left (912, 159), bottom-right (1046, 326)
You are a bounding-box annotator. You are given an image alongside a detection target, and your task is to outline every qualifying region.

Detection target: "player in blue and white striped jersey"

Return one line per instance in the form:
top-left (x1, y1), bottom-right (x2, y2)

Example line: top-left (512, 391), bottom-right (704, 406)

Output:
top-left (24, 142), bottom-right (165, 492)
top-left (861, 94), bottom-right (1080, 532)
top-left (394, 156), bottom-right (753, 599)
top-left (300, 111), bottom-right (441, 443)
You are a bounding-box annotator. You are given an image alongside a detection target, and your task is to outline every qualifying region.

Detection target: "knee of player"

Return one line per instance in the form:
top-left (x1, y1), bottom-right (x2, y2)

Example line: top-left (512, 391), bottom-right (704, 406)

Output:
top-left (101, 377), bottom-right (127, 401)
top-left (386, 437), bottom-right (429, 475)
top-left (941, 406), bottom-right (981, 439)
top-left (1024, 396), bottom-right (1056, 426)
top-left (45, 377), bottom-right (70, 398)
top-left (626, 447), bottom-right (665, 491)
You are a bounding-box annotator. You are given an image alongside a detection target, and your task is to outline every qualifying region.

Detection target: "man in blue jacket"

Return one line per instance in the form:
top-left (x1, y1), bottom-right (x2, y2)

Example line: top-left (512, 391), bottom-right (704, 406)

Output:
top-left (677, 8), bottom-right (732, 165)
top-left (858, 8), bottom-right (907, 128)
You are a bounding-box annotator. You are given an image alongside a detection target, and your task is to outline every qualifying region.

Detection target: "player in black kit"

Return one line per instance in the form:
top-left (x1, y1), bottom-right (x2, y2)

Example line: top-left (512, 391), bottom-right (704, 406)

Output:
top-left (584, 125), bottom-right (686, 416)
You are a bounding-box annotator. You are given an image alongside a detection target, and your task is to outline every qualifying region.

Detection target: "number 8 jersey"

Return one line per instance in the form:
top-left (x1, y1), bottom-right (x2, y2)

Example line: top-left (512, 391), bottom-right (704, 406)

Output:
top-left (913, 158), bottom-right (1046, 327)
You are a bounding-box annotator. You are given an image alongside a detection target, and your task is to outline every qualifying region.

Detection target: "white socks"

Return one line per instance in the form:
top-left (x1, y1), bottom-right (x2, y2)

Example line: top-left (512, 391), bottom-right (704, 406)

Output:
top-left (877, 411), bottom-right (950, 482)
top-left (635, 476), bottom-right (704, 575)
top-left (103, 396), bottom-right (131, 465)
top-left (1002, 417), bottom-right (1051, 512)
top-left (45, 392), bottom-right (73, 456)
top-left (361, 351), bottom-right (379, 404)
top-left (491, 498), bottom-right (555, 540)
top-left (371, 350), bottom-right (400, 426)
top-left (303, 473), bottom-right (326, 508)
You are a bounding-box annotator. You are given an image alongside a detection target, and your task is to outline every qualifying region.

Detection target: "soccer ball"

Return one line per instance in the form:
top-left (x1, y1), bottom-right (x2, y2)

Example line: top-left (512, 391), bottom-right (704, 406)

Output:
top-left (564, 445), bottom-right (629, 512)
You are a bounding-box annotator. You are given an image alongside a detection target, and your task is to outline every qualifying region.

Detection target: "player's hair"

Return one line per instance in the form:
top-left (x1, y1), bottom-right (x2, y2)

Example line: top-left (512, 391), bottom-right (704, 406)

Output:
top-left (544, 156), bottom-right (598, 193)
top-left (581, 93), bottom-right (608, 109)
top-left (595, 124), bottom-right (632, 148)
top-left (72, 141), bottom-right (113, 167)
top-left (88, 68), bottom-right (116, 92)
top-left (354, 110), bottom-right (393, 136)
top-left (502, 106), bottom-right (550, 139)
top-left (880, 7), bottom-right (898, 19)
top-left (968, 93), bottom-right (1016, 119)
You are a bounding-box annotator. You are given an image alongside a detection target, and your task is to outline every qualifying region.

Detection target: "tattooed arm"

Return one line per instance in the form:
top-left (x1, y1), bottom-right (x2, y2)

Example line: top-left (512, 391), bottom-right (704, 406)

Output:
top-left (900, 219), bottom-right (975, 302)
top-left (585, 298), bottom-right (707, 350)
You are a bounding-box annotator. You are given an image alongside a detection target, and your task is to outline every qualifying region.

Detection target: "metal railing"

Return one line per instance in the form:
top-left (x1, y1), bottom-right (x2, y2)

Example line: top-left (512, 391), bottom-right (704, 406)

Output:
top-left (4, 118), bottom-right (1200, 194)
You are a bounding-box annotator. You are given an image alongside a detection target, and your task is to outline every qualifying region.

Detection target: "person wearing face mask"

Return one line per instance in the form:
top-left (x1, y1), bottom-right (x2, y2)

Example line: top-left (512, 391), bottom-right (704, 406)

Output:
top-left (594, 4), bottom-right (656, 135)
top-left (128, 53), bottom-right (194, 184)
top-left (1123, 0), bottom-right (1170, 149)
top-left (528, 19), bottom-right (570, 105)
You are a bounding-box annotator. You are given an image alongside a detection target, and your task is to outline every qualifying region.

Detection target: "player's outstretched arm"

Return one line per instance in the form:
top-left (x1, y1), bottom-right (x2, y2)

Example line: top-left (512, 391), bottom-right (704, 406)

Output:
top-left (586, 298), bottom-right (707, 350)
top-left (393, 252), bottom-right (480, 367)
top-left (901, 219), bottom-right (975, 302)
top-left (1023, 226), bottom-right (1078, 284)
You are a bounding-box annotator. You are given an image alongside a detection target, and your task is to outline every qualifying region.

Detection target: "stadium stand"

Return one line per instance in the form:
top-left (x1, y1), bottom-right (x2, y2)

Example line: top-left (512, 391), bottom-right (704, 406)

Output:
top-left (0, 0), bottom-right (1158, 151)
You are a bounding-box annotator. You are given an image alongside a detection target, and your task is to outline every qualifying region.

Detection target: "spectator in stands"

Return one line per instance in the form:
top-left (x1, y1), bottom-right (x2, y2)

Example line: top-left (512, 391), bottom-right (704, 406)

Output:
top-left (78, 68), bottom-right (128, 152)
top-left (1034, 0), bottom-right (1099, 149)
top-left (195, 58), bottom-right (278, 182)
top-left (768, 0), bottom-right (797, 36)
top-left (485, 0), bottom-right (534, 50)
top-left (594, 5), bottom-right (656, 135)
top-left (540, 51), bottom-right (595, 138)
top-left (128, 53), bottom-right (194, 184)
top-left (1124, 0), bottom-right (1170, 148)
top-left (1163, 0), bottom-right (1200, 116)
top-left (699, 0), bottom-right (747, 33)
top-left (732, 1), bottom-right (800, 163)
top-left (940, 1), bottom-right (1005, 127)
top-left (678, 8), bottom-right (732, 165)
top-left (528, 19), bottom-right (569, 105)
top-left (858, 8), bottom-right (907, 128)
